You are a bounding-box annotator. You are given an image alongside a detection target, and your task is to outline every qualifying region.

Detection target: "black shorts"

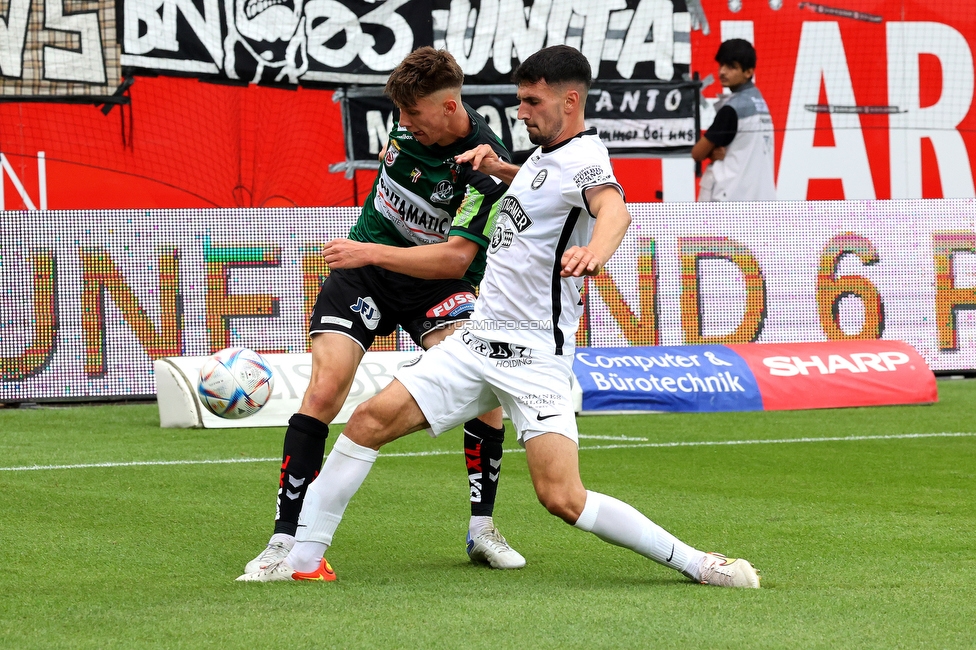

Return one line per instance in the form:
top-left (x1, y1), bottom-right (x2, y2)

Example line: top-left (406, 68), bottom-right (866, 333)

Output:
top-left (309, 266), bottom-right (478, 349)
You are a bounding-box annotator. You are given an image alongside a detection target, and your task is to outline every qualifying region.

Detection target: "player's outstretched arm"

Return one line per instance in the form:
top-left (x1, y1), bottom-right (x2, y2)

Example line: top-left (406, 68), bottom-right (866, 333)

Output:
top-left (560, 185), bottom-right (631, 278)
top-left (322, 236), bottom-right (479, 280)
top-left (455, 144), bottom-right (520, 185)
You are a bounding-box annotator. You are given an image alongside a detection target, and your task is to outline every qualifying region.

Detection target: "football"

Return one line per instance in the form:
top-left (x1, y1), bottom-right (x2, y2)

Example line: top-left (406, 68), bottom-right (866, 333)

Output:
top-left (197, 347), bottom-right (275, 419)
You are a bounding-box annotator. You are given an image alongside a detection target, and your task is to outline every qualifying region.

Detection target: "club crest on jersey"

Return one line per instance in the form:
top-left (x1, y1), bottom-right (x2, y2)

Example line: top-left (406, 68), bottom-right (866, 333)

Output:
top-left (410, 168), bottom-right (422, 183)
top-left (350, 296), bottom-right (381, 330)
top-left (531, 169), bottom-right (548, 189)
top-left (430, 179), bottom-right (454, 204)
top-left (498, 195), bottom-right (532, 232)
top-left (384, 144), bottom-right (399, 167)
top-left (426, 292), bottom-right (476, 318)
top-left (488, 225), bottom-right (514, 253)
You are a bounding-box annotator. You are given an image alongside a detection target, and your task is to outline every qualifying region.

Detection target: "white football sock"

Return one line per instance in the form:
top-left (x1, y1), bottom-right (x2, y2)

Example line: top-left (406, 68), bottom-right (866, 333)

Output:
top-left (573, 490), bottom-right (705, 580)
top-left (287, 434), bottom-right (379, 572)
top-left (469, 516), bottom-right (494, 537)
top-left (268, 533), bottom-right (295, 548)
top-left (287, 539), bottom-right (326, 573)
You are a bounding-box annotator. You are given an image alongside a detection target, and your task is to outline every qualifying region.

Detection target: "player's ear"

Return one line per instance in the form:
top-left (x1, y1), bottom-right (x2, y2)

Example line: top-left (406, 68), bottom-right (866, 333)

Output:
top-left (565, 87), bottom-right (580, 112)
top-left (443, 93), bottom-right (459, 115)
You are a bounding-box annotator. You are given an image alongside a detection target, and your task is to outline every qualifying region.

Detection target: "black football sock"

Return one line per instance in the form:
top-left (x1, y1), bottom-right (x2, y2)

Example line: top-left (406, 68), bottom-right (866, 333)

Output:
top-left (273, 413), bottom-right (329, 537)
top-left (463, 419), bottom-right (505, 518)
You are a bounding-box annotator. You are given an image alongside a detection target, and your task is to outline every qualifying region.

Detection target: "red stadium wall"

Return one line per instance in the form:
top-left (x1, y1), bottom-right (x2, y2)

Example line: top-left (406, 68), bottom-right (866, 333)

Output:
top-left (0, 0), bottom-right (973, 209)
top-left (0, 79), bottom-right (366, 209)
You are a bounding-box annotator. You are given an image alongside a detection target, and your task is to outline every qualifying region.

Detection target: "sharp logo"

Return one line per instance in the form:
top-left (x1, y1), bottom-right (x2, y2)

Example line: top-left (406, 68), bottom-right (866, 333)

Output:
top-left (763, 352), bottom-right (911, 377)
top-left (350, 296), bottom-right (381, 330)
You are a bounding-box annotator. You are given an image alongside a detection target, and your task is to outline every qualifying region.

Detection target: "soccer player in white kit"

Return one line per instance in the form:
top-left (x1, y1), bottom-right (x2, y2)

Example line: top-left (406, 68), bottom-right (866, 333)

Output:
top-left (238, 45), bottom-right (760, 588)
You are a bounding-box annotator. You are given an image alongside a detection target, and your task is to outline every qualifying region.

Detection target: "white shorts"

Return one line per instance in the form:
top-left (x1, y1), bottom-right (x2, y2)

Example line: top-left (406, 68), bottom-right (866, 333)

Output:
top-left (395, 330), bottom-right (579, 446)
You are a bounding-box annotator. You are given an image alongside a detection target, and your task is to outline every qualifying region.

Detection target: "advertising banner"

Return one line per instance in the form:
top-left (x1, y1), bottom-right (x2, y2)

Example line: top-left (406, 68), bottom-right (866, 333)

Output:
top-left (154, 351), bottom-right (423, 427)
top-left (4, 199), bottom-right (976, 402)
top-left (575, 340), bottom-right (936, 413)
top-left (729, 339), bottom-right (936, 410)
top-left (574, 345), bottom-right (763, 412)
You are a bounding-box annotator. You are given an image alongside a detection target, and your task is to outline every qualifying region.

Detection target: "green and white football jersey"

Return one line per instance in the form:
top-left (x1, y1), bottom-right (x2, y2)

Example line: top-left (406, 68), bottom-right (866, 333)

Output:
top-left (350, 105), bottom-right (511, 287)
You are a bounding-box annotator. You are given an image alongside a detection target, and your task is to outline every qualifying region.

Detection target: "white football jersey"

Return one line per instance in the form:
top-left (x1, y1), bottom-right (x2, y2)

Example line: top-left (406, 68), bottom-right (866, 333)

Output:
top-left (470, 129), bottom-right (623, 355)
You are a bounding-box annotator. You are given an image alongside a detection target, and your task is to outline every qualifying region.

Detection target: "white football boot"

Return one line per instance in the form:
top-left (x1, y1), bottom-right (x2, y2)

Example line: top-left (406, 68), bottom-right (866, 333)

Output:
top-left (466, 527), bottom-right (526, 569)
top-left (244, 535), bottom-right (294, 574)
top-left (236, 558), bottom-right (336, 582)
top-left (698, 552), bottom-right (761, 588)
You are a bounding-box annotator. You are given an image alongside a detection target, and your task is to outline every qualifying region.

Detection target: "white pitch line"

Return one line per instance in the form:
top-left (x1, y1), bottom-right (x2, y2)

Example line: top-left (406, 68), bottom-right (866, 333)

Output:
top-left (578, 434), bottom-right (649, 441)
top-left (1, 431), bottom-right (974, 473)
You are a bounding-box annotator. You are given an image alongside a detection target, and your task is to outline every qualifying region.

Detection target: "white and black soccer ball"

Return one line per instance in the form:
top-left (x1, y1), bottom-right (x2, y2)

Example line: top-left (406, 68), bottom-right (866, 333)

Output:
top-left (197, 347), bottom-right (274, 419)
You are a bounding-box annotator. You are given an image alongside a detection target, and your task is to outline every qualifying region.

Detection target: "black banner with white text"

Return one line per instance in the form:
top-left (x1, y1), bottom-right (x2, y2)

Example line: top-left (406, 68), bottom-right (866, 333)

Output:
top-left (117, 0), bottom-right (691, 86)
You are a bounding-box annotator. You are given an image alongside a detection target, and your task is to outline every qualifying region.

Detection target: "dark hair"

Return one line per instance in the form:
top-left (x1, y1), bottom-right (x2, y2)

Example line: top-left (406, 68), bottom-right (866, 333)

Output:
top-left (715, 39), bottom-right (757, 71)
top-left (513, 45), bottom-right (592, 91)
top-left (385, 47), bottom-right (464, 108)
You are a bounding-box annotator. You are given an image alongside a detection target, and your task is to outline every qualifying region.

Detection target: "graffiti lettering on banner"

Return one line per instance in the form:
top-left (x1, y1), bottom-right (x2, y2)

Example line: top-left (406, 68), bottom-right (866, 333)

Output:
top-left (119, 0), bottom-right (691, 86)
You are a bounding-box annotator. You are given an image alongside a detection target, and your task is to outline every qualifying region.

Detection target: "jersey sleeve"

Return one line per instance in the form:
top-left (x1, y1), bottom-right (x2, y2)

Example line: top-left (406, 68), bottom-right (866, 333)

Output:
top-left (449, 138), bottom-right (511, 246)
top-left (705, 105), bottom-right (738, 147)
top-left (561, 139), bottom-right (625, 217)
top-left (450, 173), bottom-right (507, 246)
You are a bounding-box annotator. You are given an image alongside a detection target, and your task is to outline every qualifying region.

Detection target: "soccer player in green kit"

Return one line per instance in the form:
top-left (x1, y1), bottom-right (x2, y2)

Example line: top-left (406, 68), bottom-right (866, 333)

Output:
top-left (243, 47), bottom-right (524, 578)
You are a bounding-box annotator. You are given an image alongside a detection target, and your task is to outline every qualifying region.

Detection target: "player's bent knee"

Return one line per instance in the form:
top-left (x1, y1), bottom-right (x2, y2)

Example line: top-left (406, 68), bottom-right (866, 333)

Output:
top-left (536, 489), bottom-right (584, 524)
top-left (344, 400), bottom-right (398, 449)
top-left (300, 374), bottom-right (349, 421)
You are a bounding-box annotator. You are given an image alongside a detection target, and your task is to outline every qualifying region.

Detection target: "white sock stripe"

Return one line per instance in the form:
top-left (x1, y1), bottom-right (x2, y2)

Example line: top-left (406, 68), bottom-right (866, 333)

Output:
top-left (2, 431), bottom-right (973, 472)
top-left (332, 433), bottom-right (380, 462)
top-left (573, 490), bottom-right (600, 532)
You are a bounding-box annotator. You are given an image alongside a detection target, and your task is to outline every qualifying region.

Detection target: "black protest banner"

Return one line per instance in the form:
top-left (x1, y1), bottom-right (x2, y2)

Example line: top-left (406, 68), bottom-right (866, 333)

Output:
top-left (339, 80), bottom-right (695, 173)
top-left (119, 0), bottom-right (691, 86)
top-left (586, 81), bottom-right (697, 153)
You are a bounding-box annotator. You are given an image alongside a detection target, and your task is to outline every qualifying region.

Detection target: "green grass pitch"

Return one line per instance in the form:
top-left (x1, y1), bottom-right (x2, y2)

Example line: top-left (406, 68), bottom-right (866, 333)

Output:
top-left (2, 381), bottom-right (976, 648)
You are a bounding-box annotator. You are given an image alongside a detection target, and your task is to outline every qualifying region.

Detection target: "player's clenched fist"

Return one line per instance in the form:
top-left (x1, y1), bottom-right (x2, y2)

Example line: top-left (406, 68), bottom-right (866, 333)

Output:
top-left (455, 144), bottom-right (519, 185)
top-left (322, 238), bottom-right (373, 269)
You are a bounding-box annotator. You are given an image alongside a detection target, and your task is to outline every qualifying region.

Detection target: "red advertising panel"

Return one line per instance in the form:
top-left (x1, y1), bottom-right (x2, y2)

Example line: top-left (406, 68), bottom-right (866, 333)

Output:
top-left (730, 340), bottom-right (937, 410)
